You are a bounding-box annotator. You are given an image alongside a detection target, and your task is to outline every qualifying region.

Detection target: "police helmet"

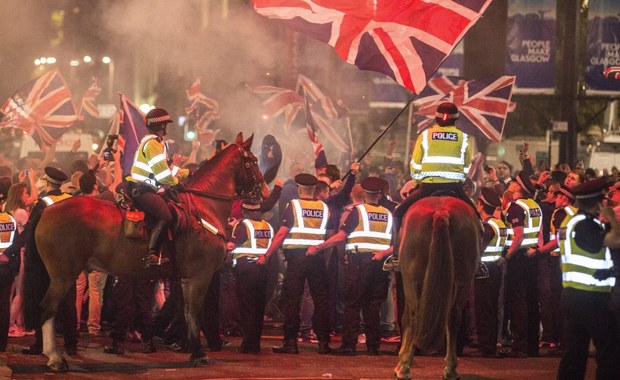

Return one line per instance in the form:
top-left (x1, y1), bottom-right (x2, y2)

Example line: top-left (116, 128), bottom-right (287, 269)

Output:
top-left (145, 108), bottom-right (172, 133)
top-left (435, 102), bottom-right (459, 127)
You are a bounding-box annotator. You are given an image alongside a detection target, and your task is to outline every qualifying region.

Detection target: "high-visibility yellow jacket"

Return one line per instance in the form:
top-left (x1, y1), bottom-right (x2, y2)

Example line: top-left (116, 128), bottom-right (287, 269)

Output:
top-left (410, 124), bottom-right (471, 183)
top-left (345, 204), bottom-right (392, 253)
top-left (231, 219), bottom-right (274, 263)
top-left (558, 213), bottom-right (615, 293)
top-left (283, 199), bottom-right (329, 249)
top-left (506, 198), bottom-right (542, 249)
top-left (128, 135), bottom-right (189, 190)
top-left (0, 212), bottom-right (17, 254)
top-left (549, 205), bottom-right (577, 256)
top-left (482, 217), bottom-right (507, 262)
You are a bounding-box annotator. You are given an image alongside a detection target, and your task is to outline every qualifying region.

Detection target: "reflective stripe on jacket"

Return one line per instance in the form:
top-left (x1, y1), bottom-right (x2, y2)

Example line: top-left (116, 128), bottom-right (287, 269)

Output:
top-left (283, 199), bottom-right (329, 249)
top-left (558, 214), bottom-right (615, 292)
top-left (231, 219), bottom-right (274, 263)
top-left (345, 204), bottom-right (392, 253)
top-left (549, 205), bottom-right (577, 256)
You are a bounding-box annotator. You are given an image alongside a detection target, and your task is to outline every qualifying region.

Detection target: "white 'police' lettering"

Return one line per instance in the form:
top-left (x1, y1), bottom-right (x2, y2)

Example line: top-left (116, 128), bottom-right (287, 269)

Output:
top-left (367, 212), bottom-right (388, 222)
top-left (302, 209), bottom-right (324, 218)
top-left (254, 230), bottom-right (272, 239)
top-left (431, 132), bottom-right (458, 141)
top-left (0, 222), bottom-right (16, 232)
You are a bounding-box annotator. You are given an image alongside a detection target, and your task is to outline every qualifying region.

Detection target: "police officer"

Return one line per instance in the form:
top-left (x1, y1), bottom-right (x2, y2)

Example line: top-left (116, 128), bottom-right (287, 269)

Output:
top-left (528, 184), bottom-right (576, 352)
top-left (308, 177), bottom-right (392, 355)
top-left (500, 171), bottom-right (542, 358)
top-left (228, 199), bottom-right (274, 354)
top-left (21, 167), bottom-right (77, 356)
top-left (267, 173), bottom-right (334, 355)
top-left (470, 187), bottom-right (507, 357)
top-left (0, 197), bottom-right (18, 352)
top-left (396, 102), bottom-right (473, 218)
top-left (127, 108), bottom-right (188, 267)
top-left (556, 177), bottom-right (618, 380)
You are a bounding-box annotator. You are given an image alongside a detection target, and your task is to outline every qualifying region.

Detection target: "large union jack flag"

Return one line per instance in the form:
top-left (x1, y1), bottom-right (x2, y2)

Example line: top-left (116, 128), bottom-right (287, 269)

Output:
top-left (413, 75), bottom-right (516, 142)
top-left (0, 69), bottom-right (78, 148)
top-left (253, 0), bottom-right (493, 94)
top-left (119, 94), bottom-right (148, 175)
top-left (79, 77), bottom-right (102, 118)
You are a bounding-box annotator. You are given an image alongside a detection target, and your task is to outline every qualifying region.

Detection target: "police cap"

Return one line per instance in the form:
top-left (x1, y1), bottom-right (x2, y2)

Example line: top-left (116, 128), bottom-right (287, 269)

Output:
top-left (242, 199), bottom-right (262, 211)
top-left (479, 187), bottom-right (502, 208)
top-left (554, 184), bottom-right (575, 201)
top-left (515, 171), bottom-right (536, 195)
top-left (361, 177), bottom-right (385, 194)
top-left (572, 177), bottom-right (608, 200)
top-left (43, 167), bottom-right (68, 185)
top-left (295, 173), bottom-right (318, 188)
top-left (435, 102), bottom-right (459, 120)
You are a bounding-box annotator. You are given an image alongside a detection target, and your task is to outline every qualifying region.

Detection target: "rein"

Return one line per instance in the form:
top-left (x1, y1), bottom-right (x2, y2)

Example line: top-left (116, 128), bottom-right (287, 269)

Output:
top-left (178, 188), bottom-right (245, 201)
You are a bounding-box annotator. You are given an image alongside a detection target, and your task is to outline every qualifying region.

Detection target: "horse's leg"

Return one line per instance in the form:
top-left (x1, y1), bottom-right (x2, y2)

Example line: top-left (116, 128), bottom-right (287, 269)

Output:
top-left (40, 277), bottom-right (75, 372)
top-left (181, 275), bottom-right (212, 365)
top-left (394, 302), bottom-right (415, 380)
top-left (443, 287), bottom-right (467, 380)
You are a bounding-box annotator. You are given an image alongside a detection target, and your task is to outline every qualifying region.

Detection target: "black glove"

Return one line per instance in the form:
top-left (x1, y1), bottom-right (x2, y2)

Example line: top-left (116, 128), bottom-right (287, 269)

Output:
top-left (593, 268), bottom-right (615, 281)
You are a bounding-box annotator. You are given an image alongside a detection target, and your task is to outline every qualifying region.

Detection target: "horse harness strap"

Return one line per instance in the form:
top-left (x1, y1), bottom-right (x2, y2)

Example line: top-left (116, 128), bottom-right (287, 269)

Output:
top-left (200, 217), bottom-right (226, 240)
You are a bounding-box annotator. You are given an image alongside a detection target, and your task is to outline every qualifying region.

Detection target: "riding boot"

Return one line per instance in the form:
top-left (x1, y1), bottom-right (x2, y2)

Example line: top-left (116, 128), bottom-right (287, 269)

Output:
top-left (144, 220), bottom-right (169, 268)
top-left (272, 338), bottom-right (299, 354)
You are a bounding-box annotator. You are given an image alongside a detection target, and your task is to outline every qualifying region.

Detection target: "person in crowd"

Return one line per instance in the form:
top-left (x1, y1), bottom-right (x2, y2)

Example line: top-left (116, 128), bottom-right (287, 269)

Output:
top-left (20, 167), bottom-right (77, 356)
top-left (227, 199), bottom-right (275, 353)
top-left (470, 188), bottom-right (507, 357)
top-left (564, 170), bottom-right (584, 189)
top-left (267, 173), bottom-right (334, 355)
top-left (127, 108), bottom-right (188, 267)
top-left (556, 177), bottom-right (618, 379)
top-left (500, 171), bottom-right (542, 358)
top-left (308, 177), bottom-right (392, 355)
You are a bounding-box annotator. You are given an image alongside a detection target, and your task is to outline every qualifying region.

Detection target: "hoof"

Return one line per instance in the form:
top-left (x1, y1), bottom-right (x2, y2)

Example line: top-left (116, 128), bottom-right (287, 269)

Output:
top-left (47, 358), bottom-right (69, 372)
top-left (190, 353), bottom-right (211, 366)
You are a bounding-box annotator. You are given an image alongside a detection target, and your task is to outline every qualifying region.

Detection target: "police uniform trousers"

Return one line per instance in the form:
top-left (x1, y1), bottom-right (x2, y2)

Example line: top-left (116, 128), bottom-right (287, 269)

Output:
top-left (537, 254), bottom-right (563, 345)
top-left (234, 257), bottom-right (268, 351)
top-left (341, 252), bottom-right (390, 350)
top-left (393, 182), bottom-right (472, 220)
top-left (0, 265), bottom-right (13, 351)
top-left (557, 288), bottom-right (619, 380)
top-left (133, 189), bottom-right (172, 223)
top-left (473, 261), bottom-right (502, 354)
top-left (108, 277), bottom-right (156, 344)
top-left (279, 248), bottom-right (330, 344)
top-left (506, 249), bottom-right (539, 356)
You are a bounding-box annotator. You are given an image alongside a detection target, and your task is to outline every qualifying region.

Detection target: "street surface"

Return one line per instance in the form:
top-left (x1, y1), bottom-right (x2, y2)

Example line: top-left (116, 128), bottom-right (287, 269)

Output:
top-left (0, 330), bottom-right (598, 380)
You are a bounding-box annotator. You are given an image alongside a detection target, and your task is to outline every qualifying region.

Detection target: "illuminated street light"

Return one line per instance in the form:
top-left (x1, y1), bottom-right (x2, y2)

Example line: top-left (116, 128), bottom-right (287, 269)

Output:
top-left (139, 103), bottom-right (154, 113)
top-left (47, 57), bottom-right (56, 64)
top-left (83, 55), bottom-right (92, 63)
top-left (40, 57), bottom-right (47, 64)
top-left (102, 56), bottom-right (111, 64)
top-left (34, 58), bottom-right (41, 65)
top-left (102, 56), bottom-right (115, 100)
top-left (70, 60), bottom-right (80, 66)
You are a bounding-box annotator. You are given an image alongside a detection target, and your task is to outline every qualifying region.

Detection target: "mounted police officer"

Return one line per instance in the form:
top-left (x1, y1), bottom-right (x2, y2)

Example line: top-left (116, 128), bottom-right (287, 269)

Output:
top-left (308, 176), bottom-right (393, 355)
top-left (266, 173), bottom-right (334, 355)
top-left (228, 199), bottom-right (274, 354)
top-left (557, 177), bottom-right (618, 379)
top-left (127, 108), bottom-right (188, 267)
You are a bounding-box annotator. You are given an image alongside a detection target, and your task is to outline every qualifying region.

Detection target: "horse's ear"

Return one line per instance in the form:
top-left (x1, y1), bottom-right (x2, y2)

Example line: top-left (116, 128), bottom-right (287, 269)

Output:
top-left (235, 132), bottom-right (243, 145)
top-left (242, 134), bottom-right (254, 150)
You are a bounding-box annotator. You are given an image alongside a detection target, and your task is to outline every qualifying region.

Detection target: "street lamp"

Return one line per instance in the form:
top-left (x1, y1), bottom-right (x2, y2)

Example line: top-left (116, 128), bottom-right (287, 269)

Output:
top-left (102, 56), bottom-right (115, 100)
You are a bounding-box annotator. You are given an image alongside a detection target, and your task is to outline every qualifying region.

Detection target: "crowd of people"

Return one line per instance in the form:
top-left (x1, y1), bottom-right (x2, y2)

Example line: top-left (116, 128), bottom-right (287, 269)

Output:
top-left (0, 103), bottom-right (618, 379)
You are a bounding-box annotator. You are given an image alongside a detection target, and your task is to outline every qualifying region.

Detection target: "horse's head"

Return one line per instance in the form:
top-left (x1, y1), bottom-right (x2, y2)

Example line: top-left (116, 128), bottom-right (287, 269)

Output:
top-left (233, 133), bottom-right (270, 200)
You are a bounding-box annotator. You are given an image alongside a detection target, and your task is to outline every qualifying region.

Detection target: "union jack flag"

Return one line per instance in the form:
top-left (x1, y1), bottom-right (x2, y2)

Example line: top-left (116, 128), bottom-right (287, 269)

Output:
top-left (413, 75), bottom-right (516, 142)
top-left (253, 0), bottom-right (493, 94)
top-left (603, 66), bottom-right (620, 80)
top-left (79, 77), bottom-right (102, 118)
top-left (304, 94), bottom-right (327, 168)
top-left (0, 69), bottom-right (78, 148)
top-left (250, 84), bottom-right (303, 131)
top-left (119, 94), bottom-right (148, 175)
top-left (184, 78), bottom-right (220, 115)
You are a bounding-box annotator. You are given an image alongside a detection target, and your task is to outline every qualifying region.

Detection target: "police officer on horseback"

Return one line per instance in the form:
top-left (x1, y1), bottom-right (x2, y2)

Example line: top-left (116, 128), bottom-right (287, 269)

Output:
top-left (127, 108), bottom-right (188, 267)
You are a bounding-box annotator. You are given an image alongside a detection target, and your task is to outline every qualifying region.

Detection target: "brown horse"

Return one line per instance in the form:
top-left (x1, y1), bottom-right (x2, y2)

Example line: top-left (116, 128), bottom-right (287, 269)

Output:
top-left (28, 133), bottom-right (269, 372)
top-left (394, 196), bottom-right (480, 380)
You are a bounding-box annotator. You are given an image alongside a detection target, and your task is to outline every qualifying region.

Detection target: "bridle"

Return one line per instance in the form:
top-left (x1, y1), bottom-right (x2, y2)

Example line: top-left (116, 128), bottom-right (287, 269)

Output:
top-left (179, 144), bottom-right (263, 202)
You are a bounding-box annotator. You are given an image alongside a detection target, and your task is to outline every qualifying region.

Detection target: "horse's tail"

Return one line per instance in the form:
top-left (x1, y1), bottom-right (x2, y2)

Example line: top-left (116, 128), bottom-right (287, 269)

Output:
top-left (413, 209), bottom-right (454, 349)
top-left (22, 224), bottom-right (50, 331)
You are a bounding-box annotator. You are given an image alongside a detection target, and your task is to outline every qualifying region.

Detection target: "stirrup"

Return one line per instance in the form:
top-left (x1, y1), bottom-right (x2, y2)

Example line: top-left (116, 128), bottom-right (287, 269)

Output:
top-left (143, 252), bottom-right (169, 268)
top-left (383, 255), bottom-right (400, 272)
top-left (475, 262), bottom-right (490, 279)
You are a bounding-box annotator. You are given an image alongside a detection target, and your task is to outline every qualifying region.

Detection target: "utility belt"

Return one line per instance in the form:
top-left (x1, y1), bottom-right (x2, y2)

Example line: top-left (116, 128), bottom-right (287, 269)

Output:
top-left (233, 255), bottom-right (261, 266)
top-left (128, 180), bottom-right (158, 197)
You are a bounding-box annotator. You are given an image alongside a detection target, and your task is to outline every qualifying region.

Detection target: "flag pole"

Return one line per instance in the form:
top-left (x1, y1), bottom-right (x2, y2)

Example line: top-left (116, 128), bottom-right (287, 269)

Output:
top-left (342, 96), bottom-right (415, 180)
